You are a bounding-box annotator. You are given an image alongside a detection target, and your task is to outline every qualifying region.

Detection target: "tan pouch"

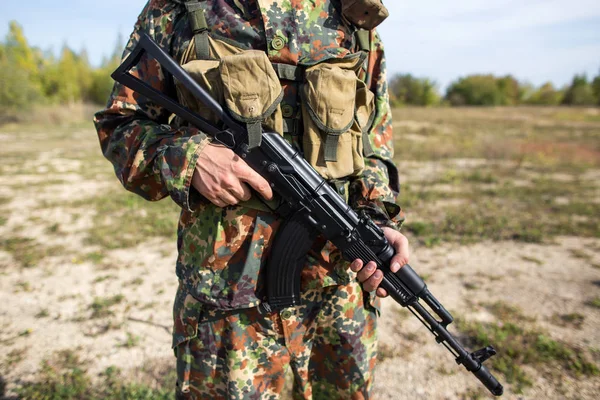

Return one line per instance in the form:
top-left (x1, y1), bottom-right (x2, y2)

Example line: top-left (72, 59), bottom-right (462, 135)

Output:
top-left (175, 59), bottom-right (223, 125)
top-left (220, 50), bottom-right (284, 148)
top-left (341, 0), bottom-right (389, 30)
top-left (300, 54), bottom-right (370, 179)
top-left (174, 36), bottom-right (244, 125)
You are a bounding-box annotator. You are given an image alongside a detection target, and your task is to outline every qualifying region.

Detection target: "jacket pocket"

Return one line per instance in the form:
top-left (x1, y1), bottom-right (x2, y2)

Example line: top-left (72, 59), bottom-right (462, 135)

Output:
top-left (172, 284), bottom-right (204, 349)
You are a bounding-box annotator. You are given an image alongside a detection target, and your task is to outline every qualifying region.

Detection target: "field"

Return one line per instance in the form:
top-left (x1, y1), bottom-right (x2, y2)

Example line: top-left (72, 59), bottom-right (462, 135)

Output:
top-left (0, 106), bottom-right (599, 399)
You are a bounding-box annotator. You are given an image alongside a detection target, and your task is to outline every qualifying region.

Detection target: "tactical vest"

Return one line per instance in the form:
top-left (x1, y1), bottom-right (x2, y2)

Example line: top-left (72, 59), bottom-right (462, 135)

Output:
top-left (173, 0), bottom-right (389, 203)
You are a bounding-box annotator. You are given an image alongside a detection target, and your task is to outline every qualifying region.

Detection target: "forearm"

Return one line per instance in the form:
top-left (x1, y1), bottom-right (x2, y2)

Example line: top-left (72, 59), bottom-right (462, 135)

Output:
top-left (93, 0), bottom-right (210, 210)
top-left (95, 108), bottom-right (210, 209)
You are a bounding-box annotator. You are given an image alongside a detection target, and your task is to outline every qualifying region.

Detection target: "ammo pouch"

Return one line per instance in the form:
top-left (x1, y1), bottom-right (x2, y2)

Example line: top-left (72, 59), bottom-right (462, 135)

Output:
top-left (175, 37), bottom-right (284, 146)
top-left (300, 53), bottom-right (375, 180)
top-left (340, 0), bottom-right (389, 30)
top-left (220, 51), bottom-right (284, 148)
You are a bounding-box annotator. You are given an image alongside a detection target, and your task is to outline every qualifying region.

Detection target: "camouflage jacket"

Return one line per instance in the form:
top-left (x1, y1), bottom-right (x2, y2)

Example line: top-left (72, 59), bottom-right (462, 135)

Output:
top-left (94, 0), bottom-right (404, 312)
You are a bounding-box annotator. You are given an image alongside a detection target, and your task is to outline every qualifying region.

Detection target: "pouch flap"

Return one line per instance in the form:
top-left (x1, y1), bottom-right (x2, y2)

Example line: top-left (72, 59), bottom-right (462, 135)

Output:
top-left (341, 0), bottom-right (389, 30)
top-left (219, 50), bottom-right (283, 123)
top-left (302, 62), bottom-right (359, 135)
top-left (175, 59), bottom-right (223, 124)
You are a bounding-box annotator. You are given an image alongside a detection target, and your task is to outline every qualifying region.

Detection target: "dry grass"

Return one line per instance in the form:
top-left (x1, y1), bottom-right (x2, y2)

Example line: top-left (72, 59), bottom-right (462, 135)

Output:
top-left (1, 105), bottom-right (599, 399)
top-left (394, 106), bottom-right (600, 245)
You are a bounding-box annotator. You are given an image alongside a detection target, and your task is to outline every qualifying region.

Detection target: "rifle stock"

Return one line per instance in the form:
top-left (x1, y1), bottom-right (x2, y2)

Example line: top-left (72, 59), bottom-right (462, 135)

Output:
top-left (111, 33), bottom-right (504, 396)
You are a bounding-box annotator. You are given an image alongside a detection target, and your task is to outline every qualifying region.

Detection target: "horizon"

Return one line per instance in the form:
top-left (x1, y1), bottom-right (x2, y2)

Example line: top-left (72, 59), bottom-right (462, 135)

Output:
top-left (1, 0), bottom-right (599, 91)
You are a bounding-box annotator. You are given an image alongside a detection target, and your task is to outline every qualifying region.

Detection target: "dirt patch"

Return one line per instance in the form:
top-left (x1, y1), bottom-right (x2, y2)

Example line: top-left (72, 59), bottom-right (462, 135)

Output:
top-left (2, 109), bottom-right (599, 399)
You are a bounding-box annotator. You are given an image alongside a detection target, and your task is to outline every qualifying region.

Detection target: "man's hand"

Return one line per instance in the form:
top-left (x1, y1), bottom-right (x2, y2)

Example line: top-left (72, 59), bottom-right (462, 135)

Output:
top-left (350, 227), bottom-right (410, 297)
top-left (192, 143), bottom-right (273, 207)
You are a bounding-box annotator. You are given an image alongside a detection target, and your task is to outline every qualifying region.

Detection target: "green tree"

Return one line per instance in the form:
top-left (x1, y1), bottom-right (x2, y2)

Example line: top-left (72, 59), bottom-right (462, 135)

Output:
top-left (389, 74), bottom-right (440, 106)
top-left (561, 74), bottom-right (596, 105)
top-left (445, 74), bottom-right (502, 106)
top-left (591, 70), bottom-right (600, 105)
top-left (0, 21), bottom-right (44, 108)
top-left (5, 21), bottom-right (41, 83)
top-left (496, 75), bottom-right (520, 105)
top-left (524, 82), bottom-right (563, 105)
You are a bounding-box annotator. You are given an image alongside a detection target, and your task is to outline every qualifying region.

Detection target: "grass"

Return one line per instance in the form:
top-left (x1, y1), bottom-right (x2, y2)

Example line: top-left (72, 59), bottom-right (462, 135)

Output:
top-left (395, 107), bottom-right (600, 245)
top-left (85, 252), bottom-right (105, 264)
top-left (120, 332), bottom-right (142, 348)
top-left (586, 297), bottom-right (600, 309)
top-left (72, 190), bottom-right (180, 250)
top-left (93, 274), bottom-right (116, 283)
top-left (35, 308), bottom-right (50, 319)
top-left (520, 255), bottom-right (543, 265)
top-left (89, 294), bottom-right (125, 319)
top-left (551, 313), bottom-right (585, 329)
top-left (15, 280), bottom-right (32, 293)
top-left (126, 277), bottom-right (144, 287)
top-left (15, 350), bottom-right (175, 400)
top-left (0, 237), bottom-right (65, 268)
top-left (457, 301), bottom-right (599, 394)
top-left (3, 348), bottom-right (27, 369)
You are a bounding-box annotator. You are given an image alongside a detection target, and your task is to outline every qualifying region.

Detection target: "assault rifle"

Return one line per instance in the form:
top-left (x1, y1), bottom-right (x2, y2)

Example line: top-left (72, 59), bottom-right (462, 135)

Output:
top-left (112, 33), bottom-right (504, 396)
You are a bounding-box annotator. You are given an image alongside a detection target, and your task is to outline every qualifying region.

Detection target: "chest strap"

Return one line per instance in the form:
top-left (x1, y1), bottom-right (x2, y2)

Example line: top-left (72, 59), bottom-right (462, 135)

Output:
top-left (355, 29), bottom-right (371, 52)
top-left (272, 63), bottom-right (304, 81)
top-left (185, 1), bottom-right (210, 60)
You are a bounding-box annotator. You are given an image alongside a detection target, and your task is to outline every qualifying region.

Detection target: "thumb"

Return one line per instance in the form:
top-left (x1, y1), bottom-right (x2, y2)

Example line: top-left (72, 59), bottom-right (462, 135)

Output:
top-left (383, 228), bottom-right (409, 273)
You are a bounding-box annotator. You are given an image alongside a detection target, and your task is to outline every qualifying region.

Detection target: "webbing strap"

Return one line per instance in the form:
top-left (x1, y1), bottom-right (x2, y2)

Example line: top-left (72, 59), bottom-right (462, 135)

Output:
top-left (355, 28), bottom-right (373, 156)
top-left (247, 121), bottom-right (263, 149)
top-left (272, 63), bottom-right (304, 81)
top-left (324, 134), bottom-right (340, 162)
top-left (283, 118), bottom-right (300, 135)
top-left (355, 29), bottom-right (371, 52)
top-left (362, 131), bottom-right (375, 157)
top-left (185, 1), bottom-right (210, 60)
top-left (361, 108), bottom-right (376, 157)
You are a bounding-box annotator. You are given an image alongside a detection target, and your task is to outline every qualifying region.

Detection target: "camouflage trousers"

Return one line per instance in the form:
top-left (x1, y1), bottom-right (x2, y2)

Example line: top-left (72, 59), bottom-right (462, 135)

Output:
top-left (174, 280), bottom-right (378, 400)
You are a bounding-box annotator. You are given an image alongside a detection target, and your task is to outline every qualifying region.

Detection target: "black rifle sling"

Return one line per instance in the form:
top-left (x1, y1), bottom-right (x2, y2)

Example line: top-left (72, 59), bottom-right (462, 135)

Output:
top-left (264, 211), bottom-right (318, 310)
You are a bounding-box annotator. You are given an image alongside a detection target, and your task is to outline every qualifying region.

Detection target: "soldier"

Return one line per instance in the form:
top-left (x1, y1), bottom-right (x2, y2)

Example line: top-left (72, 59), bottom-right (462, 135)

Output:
top-left (94, 0), bottom-right (409, 398)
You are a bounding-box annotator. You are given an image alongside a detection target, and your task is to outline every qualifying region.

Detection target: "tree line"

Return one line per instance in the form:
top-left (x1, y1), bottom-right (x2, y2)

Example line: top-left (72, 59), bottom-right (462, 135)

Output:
top-left (1, 21), bottom-right (599, 109)
top-left (0, 21), bottom-right (120, 110)
top-left (390, 72), bottom-right (600, 107)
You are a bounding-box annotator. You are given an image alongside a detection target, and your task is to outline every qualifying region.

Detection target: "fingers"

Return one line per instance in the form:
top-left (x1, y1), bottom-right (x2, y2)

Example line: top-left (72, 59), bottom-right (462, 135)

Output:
top-left (217, 190), bottom-right (239, 206)
top-left (350, 229), bottom-right (411, 298)
top-left (222, 181), bottom-right (252, 203)
top-left (352, 260), bottom-right (385, 293)
top-left (237, 164), bottom-right (273, 200)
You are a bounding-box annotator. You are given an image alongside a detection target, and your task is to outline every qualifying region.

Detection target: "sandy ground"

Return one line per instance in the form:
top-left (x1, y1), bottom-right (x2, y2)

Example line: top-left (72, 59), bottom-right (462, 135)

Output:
top-left (1, 125), bottom-right (599, 399)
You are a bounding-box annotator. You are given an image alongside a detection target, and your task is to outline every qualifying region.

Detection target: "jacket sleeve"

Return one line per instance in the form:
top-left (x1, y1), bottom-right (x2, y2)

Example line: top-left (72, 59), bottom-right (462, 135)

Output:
top-left (93, 0), bottom-right (211, 211)
top-left (348, 29), bottom-right (405, 230)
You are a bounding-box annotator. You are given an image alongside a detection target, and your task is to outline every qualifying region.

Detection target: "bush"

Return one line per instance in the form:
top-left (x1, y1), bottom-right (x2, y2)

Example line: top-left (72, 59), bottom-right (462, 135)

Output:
top-left (389, 74), bottom-right (440, 106)
top-left (561, 74), bottom-right (597, 106)
top-left (591, 72), bottom-right (600, 105)
top-left (523, 82), bottom-right (563, 105)
top-left (445, 74), bottom-right (503, 106)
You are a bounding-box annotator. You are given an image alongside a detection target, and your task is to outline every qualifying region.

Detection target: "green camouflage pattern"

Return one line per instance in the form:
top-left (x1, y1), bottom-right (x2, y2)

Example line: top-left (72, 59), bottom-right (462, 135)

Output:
top-left (173, 279), bottom-right (378, 399)
top-left (94, 1), bottom-right (402, 393)
top-left (94, 0), bottom-right (402, 308)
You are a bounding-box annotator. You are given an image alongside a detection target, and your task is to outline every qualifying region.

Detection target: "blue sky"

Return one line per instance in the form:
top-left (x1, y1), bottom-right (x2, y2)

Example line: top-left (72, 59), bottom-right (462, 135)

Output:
top-left (1, 0), bottom-right (599, 90)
